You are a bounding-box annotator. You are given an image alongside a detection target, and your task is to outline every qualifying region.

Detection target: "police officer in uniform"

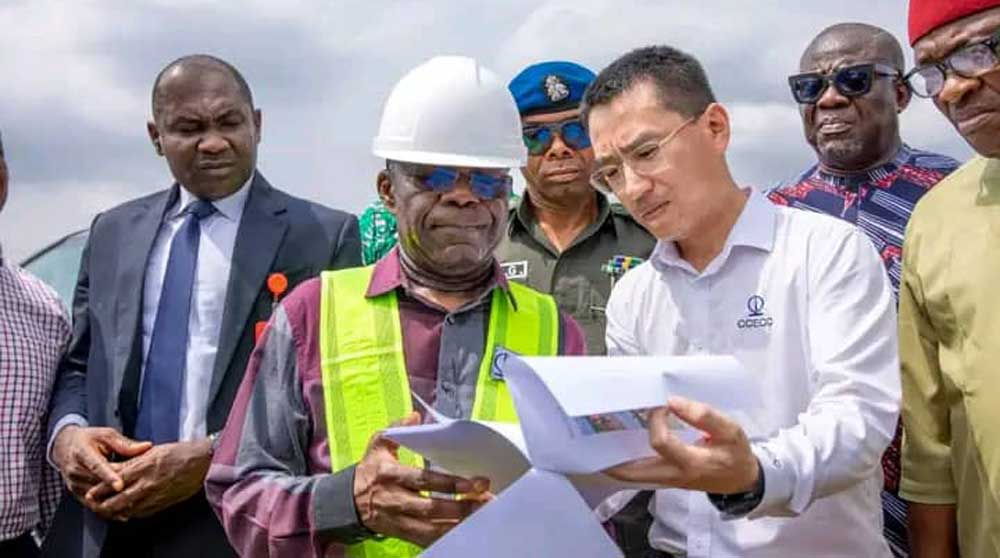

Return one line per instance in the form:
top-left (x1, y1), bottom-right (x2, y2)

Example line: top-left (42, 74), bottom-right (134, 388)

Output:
top-left (500, 61), bottom-right (655, 356)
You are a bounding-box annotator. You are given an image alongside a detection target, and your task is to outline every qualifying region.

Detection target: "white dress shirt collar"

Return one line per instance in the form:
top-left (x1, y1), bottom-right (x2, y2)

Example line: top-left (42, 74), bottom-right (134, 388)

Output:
top-left (172, 172), bottom-right (254, 222)
top-left (652, 187), bottom-right (775, 277)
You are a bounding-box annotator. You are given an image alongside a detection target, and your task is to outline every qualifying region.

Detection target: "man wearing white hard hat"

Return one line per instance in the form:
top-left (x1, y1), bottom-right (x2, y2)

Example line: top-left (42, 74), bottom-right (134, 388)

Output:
top-left (205, 56), bottom-right (586, 558)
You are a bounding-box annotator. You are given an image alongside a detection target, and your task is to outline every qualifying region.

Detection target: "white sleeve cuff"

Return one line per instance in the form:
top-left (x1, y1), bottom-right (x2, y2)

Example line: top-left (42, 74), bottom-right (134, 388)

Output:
top-left (747, 442), bottom-right (796, 518)
top-left (47, 414), bottom-right (89, 468)
top-left (593, 489), bottom-right (640, 522)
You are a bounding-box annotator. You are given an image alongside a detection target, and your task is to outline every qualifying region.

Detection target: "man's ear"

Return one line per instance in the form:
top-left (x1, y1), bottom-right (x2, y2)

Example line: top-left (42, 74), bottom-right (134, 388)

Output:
top-left (377, 169), bottom-right (398, 215)
top-left (895, 80), bottom-right (912, 113)
top-left (704, 102), bottom-right (731, 151)
top-left (253, 108), bottom-right (263, 144)
top-left (147, 121), bottom-right (163, 156)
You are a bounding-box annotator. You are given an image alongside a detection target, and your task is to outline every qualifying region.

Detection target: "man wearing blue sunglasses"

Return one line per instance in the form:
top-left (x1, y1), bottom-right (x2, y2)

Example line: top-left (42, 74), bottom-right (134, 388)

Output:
top-left (499, 61), bottom-right (655, 358)
top-left (206, 56), bottom-right (587, 558)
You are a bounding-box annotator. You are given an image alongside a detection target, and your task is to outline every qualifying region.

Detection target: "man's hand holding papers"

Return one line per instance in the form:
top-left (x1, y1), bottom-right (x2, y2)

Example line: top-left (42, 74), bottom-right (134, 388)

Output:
top-left (602, 397), bottom-right (760, 495)
top-left (353, 412), bottom-right (492, 546)
top-left (381, 355), bottom-right (763, 558)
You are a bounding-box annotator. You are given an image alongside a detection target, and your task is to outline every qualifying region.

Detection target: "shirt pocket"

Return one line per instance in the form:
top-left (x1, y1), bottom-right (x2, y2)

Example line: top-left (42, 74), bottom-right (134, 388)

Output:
top-left (553, 275), bottom-right (607, 318)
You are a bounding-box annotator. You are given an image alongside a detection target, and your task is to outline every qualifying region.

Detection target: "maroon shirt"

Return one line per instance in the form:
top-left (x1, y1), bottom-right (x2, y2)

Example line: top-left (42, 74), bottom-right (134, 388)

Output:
top-left (207, 249), bottom-right (585, 557)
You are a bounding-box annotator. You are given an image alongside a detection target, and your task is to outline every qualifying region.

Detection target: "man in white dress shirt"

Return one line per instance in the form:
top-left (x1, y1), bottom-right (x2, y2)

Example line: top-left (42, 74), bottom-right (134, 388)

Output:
top-left (583, 45), bottom-right (901, 557)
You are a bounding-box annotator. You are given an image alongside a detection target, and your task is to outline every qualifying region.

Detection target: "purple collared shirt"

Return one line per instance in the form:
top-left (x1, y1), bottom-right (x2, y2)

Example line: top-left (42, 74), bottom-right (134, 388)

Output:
top-left (206, 248), bottom-right (585, 557)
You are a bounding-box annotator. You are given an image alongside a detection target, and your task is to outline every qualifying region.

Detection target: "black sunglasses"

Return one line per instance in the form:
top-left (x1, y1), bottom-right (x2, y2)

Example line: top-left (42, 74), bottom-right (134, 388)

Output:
top-left (788, 63), bottom-right (900, 104)
top-left (522, 119), bottom-right (591, 156)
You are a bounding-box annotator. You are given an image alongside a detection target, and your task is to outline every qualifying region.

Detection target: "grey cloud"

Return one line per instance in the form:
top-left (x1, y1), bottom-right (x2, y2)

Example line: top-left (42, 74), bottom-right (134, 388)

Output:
top-left (0, 0), bottom-right (977, 263)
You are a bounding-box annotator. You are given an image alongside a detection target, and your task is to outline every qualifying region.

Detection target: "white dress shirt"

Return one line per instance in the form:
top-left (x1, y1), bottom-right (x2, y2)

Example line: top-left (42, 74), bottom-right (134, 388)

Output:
top-left (138, 180), bottom-right (250, 440)
top-left (48, 179), bottom-right (251, 452)
top-left (605, 189), bottom-right (900, 557)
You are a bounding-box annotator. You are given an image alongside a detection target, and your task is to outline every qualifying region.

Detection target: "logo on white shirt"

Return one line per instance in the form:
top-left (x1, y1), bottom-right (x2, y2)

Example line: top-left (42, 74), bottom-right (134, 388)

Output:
top-left (737, 294), bottom-right (773, 329)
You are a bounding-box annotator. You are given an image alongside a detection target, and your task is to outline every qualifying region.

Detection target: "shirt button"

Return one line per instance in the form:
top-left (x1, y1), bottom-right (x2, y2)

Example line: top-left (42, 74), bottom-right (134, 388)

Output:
top-left (444, 316), bottom-right (455, 325)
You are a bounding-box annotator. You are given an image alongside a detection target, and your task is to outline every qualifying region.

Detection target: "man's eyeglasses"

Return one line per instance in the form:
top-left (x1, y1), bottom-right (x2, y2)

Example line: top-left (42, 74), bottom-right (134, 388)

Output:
top-left (788, 63), bottom-right (901, 104)
top-left (393, 163), bottom-right (512, 200)
top-left (522, 119), bottom-right (591, 156)
top-left (904, 31), bottom-right (1000, 98)
top-left (589, 115), bottom-right (698, 195)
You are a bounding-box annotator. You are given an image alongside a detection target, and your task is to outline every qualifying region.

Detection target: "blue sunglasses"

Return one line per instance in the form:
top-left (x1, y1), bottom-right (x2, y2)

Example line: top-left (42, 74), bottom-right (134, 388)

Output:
top-left (396, 164), bottom-right (513, 200)
top-left (522, 119), bottom-right (591, 155)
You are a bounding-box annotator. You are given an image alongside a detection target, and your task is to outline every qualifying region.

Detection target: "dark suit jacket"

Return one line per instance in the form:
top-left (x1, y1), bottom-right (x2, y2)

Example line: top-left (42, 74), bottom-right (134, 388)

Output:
top-left (44, 173), bottom-right (361, 558)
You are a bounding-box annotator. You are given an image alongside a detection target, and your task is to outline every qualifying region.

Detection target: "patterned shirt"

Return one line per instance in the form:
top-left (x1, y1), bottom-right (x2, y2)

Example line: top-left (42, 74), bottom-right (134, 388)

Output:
top-left (358, 199), bottom-right (398, 266)
top-left (206, 248), bottom-right (585, 557)
top-left (768, 145), bottom-right (958, 296)
top-left (0, 247), bottom-right (70, 541)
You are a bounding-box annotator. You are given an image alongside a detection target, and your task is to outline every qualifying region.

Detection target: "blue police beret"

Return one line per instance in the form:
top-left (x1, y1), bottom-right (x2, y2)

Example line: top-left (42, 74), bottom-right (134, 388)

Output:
top-left (508, 61), bottom-right (596, 116)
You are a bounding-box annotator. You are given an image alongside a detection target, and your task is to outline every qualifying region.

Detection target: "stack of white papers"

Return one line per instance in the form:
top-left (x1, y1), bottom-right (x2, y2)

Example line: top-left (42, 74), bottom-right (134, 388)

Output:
top-left (385, 355), bottom-right (762, 558)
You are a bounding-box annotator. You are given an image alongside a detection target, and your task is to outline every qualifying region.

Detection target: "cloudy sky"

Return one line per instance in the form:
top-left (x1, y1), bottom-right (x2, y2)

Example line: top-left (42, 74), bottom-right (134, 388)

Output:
top-left (0, 0), bottom-right (973, 262)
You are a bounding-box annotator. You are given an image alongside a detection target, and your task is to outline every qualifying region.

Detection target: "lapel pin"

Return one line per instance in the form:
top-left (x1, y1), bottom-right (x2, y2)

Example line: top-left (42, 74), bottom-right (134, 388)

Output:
top-left (256, 272), bottom-right (291, 344)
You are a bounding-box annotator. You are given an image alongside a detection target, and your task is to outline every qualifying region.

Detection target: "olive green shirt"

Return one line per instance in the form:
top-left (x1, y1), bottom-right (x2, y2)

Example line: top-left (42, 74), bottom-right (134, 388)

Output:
top-left (899, 156), bottom-right (1000, 558)
top-left (497, 192), bottom-right (656, 355)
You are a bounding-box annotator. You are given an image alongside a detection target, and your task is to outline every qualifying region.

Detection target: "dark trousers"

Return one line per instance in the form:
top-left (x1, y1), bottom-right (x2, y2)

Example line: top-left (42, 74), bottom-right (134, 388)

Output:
top-left (1, 532), bottom-right (41, 558)
top-left (610, 491), bottom-right (656, 558)
top-left (100, 493), bottom-right (235, 558)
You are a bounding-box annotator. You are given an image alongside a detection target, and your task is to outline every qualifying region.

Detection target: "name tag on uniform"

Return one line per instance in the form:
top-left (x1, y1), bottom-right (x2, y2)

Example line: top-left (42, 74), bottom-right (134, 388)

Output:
top-left (490, 345), bottom-right (519, 381)
top-left (500, 260), bottom-right (528, 280)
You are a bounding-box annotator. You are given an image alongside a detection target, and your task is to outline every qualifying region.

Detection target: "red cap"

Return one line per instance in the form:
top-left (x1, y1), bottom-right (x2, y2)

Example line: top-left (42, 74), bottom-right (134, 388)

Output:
top-left (909, 0), bottom-right (1000, 45)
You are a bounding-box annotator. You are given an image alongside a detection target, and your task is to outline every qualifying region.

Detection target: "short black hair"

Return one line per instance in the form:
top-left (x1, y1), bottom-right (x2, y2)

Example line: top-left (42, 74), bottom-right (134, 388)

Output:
top-left (151, 54), bottom-right (254, 118)
top-left (582, 45), bottom-right (716, 126)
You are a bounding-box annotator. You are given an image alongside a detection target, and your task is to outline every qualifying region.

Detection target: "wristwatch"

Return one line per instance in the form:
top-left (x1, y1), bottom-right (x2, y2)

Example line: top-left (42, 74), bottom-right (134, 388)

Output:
top-left (207, 431), bottom-right (222, 455)
top-left (707, 458), bottom-right (765, 517)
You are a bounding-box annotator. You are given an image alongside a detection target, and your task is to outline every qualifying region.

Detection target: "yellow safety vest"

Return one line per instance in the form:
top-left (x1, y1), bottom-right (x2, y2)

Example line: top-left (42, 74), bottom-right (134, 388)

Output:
top-left (318, 265), bottom-right (560, 558)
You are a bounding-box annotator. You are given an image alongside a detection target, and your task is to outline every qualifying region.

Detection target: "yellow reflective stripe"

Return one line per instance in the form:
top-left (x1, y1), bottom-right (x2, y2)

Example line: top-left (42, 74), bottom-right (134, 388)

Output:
top-left (322, 272), bottom-right (557, 558)
top-left (320, 267), bottom-right (422, 558)
top-left (320, 267), bottom-right (419, 471)
top-left (320, 269), bottom-right (353, 471)
top-left (526, 282), bottom-right (559, 356)
top-left (347, 537), bottom-right (422, 558)
top-left (471, 284), bottom-right (560, 422)
top-left (472, 290), bottom-right (505, 422)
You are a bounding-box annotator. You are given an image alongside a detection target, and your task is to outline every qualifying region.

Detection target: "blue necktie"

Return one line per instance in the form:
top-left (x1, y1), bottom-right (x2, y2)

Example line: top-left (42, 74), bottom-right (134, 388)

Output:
top-left (135, 199), bottom-right (216, 443)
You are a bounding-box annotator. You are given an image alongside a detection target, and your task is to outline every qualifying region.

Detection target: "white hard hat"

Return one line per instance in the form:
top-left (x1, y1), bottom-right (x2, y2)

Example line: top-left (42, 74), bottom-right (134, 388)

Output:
top-left (373, 56), bottom-right (526, 169)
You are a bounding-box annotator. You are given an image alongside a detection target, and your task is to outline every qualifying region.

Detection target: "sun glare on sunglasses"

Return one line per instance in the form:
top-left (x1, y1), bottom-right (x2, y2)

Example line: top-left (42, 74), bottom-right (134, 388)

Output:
top-left (522, 119), bottom-right (591, 155)
top-left (403, 165), bottom-right (512, 199)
